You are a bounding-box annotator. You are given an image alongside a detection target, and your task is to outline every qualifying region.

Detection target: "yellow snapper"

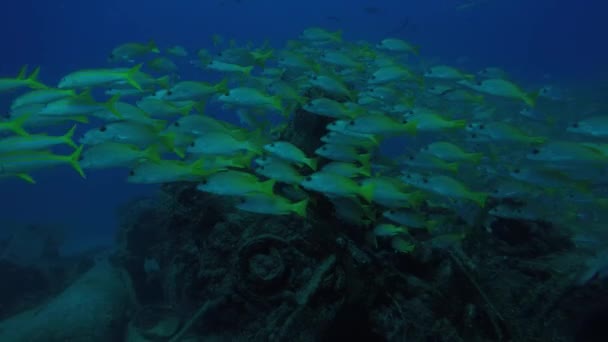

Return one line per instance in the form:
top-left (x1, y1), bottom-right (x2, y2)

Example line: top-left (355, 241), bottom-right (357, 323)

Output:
top-left (254, 157), bottom-right (305, 185)
top-left (401, 173), bottom-right (486, 207)
top-left (263, 141), bottom-right (317, 170)
top-left (0, 145), bottom-right (85, 179)
top-left (315, 143), bottom-right (371, 165)
top-left (459, 78), bottom-right (538, 107)
top-left (58, 64), bottom-right (144, 91)
top-left (187, 131), bottom-right (263, 156)
top-left (236, 193), bottom-right (308, 217)
top-left (321, 161), bottom-right (371, 177)
top-left (218, 87), bottom-right (284, 114)
top-left (128, 159), bottom-right (218, 184)
top-left (80, 142), bottom-right (160, 169)
top-left (424, 65), bottom-right (474, 80)
top-left (374, 223), bottom-right (409, 237)
top-left (421, 141), bottom-right (483, 163)
top-left (197, 170), bottom-right (275, 196)
top-left (466, 122), bottom-right (545, 144)
top-left (109, 40), bottom-right (159, 62)
top-left (11, 88), bottom-right (76, 110)
top-left (300, 27), bottom-right (342, 42)
top-left (361, 177), bottom-right (424, 208)
top-left (0, 125), bottom-right (77, 154)
top-left (206, 60), bottom-right (253, 75)
top-left (300, 171), bottom-right (375, 203)
top-left (567, 116), bottom-right (608, 137)
top-left (167, 45), bottom-right (188, 57)
top-left (303, 98), bottom-right (362, 119)
top-left (345, 114), bottom-right (417, 136)
top-left (164, 79), bottom-right (228, 101)
top-left (376, 38), bottom-right (420, 54)
top-left (0, 66), bottom-right (46, 92)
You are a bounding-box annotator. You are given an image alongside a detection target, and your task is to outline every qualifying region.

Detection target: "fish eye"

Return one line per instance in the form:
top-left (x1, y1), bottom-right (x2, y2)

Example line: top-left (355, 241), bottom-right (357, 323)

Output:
top-left (571, 122), bottom-right (579, 128)
top-left (99, 125), bottom-right (107, 132)
top-left (167, 90), bottom-right (173, 95)
top-left (305, 176), bottom-right (312, 182)
top-left (311, 75), bottom-right (318, 80)
top-left (129, 170), bottom-right (135, 176)
top-left (422, 177), bottom-right (429, 184)
top-left (200, 179), bottom-right (208, 185)
top-left (173, 121), bottom-right (180, 127)
top-left (348, 120), bottom-right (355, 126)
top-left (405, 174), bottom-right (411, 179)
top-left (370, 75), bottom-right (376, 80)
top-left (467, 123), bottom-right (473, 128)
top-left (531, 148), bottom-right (540, 155)
top-left (512, 168), bottom-right (520, 174)
top-left (471, 133), bottom-right (477, 138)
top-left (479, 124), bottom-right (485, 129)
top-left (408, 155), bottom-right (414, 160)
top-left (388, 210), bottom-right (395, 214)
top-left (190, 142), bottom-right (195, 146)
top-left (269, 143), bottom-right (275, 147)
top-left (321, 146), bottom-right (327, 150)
top-left (475, 80), bottom-right (483, 86)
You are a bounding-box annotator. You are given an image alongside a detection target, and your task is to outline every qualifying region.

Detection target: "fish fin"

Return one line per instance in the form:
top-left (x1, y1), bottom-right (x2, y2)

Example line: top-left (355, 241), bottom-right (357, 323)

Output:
top-left (27, 67), bottom-right (47, 89)
top-left (125, 64), bottom-right (143, 91)
top-left (69, 145), bottom-right (86, 179)
top-left (16, 173), bottom-right (36, 184)
top-left (291, 198), bottom-right (308, 217)
top-left (332, 30), bottom-right (343, 42)
top-left (16, 65), bottom-right (28, 79)
top-left (63, 124), bottom-right (78, 149)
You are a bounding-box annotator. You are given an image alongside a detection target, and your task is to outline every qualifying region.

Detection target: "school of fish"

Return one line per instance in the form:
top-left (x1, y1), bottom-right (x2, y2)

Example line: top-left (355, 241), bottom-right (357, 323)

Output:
top-left (1, 28), bottom-right (606, 253)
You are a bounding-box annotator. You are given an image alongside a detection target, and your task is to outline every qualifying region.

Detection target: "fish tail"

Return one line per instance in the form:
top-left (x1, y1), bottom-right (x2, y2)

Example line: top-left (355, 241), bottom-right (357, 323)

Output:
top-left (160, 132), bottom-right (185, 158)
top-left (470, 192), bottom-right (487, 208)
top-left (26, 66), bottom-right (47, 89)
top-left (155, 75), bottom-right (171, 89)
top-left (243, 65), bottom-right (254, 76)
top-left (125, 64), bottom-right (144, 91)
top-left (359, 182), bottom-right (375, 203)
top-left (451, 119), bottom-right (467, 129)
top-left (143, 144), bottom-right (162, 163)
top-left (332, 30), bottom-right (343, 42)
top-left (305, 157), bottom-right (318, 171)
top-left (9, 114), bottom-right (30, 136)
top-left (260, 179), bottom-right (276, 196)
top-left (63, 124), bottom-right (78, 149)
top-left (214, 78), bottom-right (229, 95)
top-left (148, 40), bottom-right (160, 53)
top-left (524, 90), bottom-right (539, 107)
top-left (447, 162), bottom-right (459, 173)
top-left (105, 94), bottom-right (124, 119)
top-left (291, 198), bottom-right (309, 217)
top-left (69, 145), bottom-right (86, 179)
top-left (470, 152), bottom-right (483, 164)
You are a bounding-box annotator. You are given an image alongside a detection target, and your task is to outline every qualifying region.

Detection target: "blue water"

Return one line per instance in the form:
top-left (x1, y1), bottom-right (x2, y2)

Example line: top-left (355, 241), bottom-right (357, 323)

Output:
top-left (1, 0), bottom-right (606, 253)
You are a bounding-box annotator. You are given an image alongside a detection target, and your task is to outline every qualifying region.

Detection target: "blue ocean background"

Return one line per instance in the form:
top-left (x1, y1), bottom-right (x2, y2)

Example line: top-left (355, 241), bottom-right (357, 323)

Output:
top-left (1, 0), bottom-right (606, 253)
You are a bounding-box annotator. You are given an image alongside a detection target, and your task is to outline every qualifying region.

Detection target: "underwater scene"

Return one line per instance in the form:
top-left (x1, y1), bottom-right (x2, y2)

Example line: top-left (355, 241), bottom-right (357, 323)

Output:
top-left (0, 0), bottom-right (607, 341)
